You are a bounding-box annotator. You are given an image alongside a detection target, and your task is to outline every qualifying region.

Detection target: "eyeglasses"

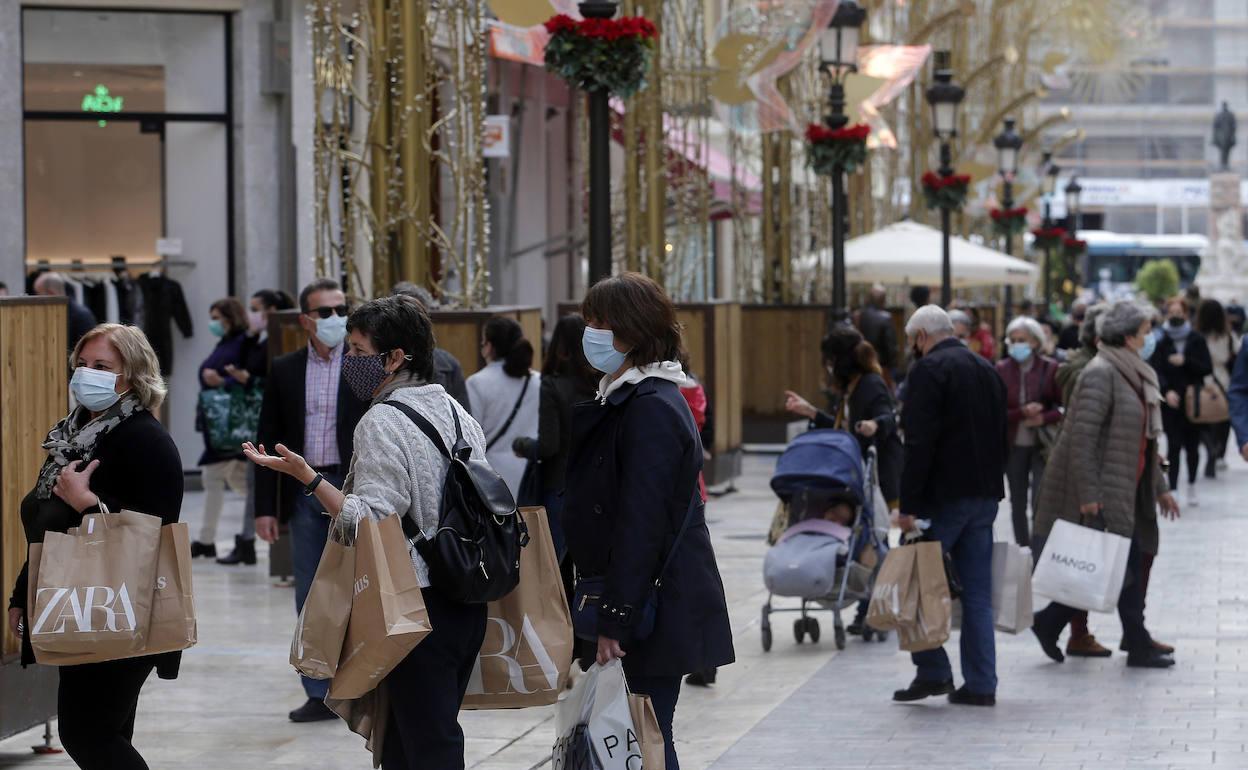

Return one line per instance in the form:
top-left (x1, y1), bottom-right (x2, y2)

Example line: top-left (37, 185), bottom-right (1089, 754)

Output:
top-left (305, 304), bottom-right (349, 319)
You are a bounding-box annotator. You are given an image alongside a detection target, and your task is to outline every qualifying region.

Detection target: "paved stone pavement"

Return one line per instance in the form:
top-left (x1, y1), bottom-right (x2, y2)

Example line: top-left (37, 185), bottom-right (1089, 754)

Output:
top-left (3, 453), bottom-right (1246, 769)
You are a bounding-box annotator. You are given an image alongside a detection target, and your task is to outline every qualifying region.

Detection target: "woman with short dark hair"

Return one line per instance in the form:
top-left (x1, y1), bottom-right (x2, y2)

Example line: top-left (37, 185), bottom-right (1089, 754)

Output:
top-left (563, 273), bottom-right (734, 770)
top-left (1196, 298), bottom-right (1238, 478)
top-left (467, 316), bottom-right (540, 497)
top-left (244, 294), bottom-right (490, 769)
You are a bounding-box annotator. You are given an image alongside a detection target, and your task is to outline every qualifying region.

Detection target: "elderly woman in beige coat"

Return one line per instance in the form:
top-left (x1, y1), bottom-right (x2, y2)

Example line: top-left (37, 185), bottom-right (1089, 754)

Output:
top-left (1030, 301), bottom-right (1181, 670)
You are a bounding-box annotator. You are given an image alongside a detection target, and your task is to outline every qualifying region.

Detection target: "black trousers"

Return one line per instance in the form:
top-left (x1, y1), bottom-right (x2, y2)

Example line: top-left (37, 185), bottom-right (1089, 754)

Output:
top-left (382, 586), bottom-right (487, 770)
top-left (1203, 421), bottom-right (1232, 477)
top-left (1005, 444), bottom-right (1044, 548)
top-left (1034, 536), bottom-right (1151, 654)
top-left (58, 657), bottom-right (155, 769)
top-left (1162, 406), bottom-right (1202, 488)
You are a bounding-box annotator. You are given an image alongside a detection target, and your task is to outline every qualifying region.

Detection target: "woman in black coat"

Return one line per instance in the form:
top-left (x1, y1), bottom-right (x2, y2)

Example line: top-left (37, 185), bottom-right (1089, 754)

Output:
top-left (1150, 296), bottom-right (1213, 504)
top-left (7, 324), bottom-right (183, 770)
top-left (563, 273), bottom-right (735, 770)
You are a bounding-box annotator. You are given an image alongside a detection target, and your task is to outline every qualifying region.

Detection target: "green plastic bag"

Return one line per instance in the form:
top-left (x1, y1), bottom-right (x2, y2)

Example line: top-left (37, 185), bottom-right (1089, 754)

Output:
top-left (198, 381), bottom-right (264, 454)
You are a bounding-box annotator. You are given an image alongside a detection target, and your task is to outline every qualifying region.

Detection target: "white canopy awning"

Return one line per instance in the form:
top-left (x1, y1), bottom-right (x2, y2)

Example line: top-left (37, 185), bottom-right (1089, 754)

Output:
top-left (834, 220), bottom-right (1038, 288)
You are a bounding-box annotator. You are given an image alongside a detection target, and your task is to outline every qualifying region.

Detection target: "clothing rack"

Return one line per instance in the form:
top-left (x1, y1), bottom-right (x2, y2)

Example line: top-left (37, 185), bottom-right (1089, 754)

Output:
top-left (24, 256), bottom-right (195, 272)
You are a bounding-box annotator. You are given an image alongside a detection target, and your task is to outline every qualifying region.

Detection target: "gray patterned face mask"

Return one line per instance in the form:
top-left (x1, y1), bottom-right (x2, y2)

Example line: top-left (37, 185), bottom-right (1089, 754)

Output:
top-left (35, 394), bottom-right (144, 499)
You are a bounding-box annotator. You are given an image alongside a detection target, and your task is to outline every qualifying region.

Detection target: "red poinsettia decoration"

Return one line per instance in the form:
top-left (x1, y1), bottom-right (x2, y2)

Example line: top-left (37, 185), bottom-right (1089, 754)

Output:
top-left (805, 123), bottom-right (871, 175)
top-left (543, 14), bottom-right (658, 97)
top-left (1030, 225), bottom-right (1067, 251)
top-left (1062, 235), bottom-right (1088, 258)
top-left (921, 171), bottom-right (972, 210)
top-left (989, 206), bottom-right (1028, 237)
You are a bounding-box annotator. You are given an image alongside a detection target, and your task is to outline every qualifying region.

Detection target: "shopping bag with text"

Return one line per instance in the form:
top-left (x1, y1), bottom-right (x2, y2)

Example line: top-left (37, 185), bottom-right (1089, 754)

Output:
top-left (291, 527), bottom-right (355, 679)
top-left (1032, 519), bottom-right (1130, 613)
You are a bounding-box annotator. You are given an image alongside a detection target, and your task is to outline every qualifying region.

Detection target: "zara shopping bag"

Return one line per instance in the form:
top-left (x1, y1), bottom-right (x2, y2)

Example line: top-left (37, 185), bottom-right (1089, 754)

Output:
top-left (30, 509), bottom-right (163, 657)
top-left (463, 507), bottom-right (575, 709)
top-left (896, 541), bottom-right (952, 653)
top-left (554, 660), bottom-right (651, 770)
top-left (291, 526), bottom-right (356, 680)
top-left (990, 541), bottom-right (1033, 634)
top-left (866, 543), bottom-right (919, 632)
top-left (329, 515), bottom-right (433, 699)
top-left (1032, 519), bottom-right (1130, 613)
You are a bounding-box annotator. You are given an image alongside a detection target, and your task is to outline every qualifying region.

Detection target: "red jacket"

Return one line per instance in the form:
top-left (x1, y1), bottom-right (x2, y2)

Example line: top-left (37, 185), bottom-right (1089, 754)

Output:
top-left (994, 355), bottom-right (1063, 445)
top-left (680, 382), bottom-right (709, 502)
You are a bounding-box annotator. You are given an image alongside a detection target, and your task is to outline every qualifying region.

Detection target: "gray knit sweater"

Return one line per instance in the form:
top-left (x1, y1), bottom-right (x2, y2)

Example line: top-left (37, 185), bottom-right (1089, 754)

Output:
top-left (338, 381), bottom-right (488, 587)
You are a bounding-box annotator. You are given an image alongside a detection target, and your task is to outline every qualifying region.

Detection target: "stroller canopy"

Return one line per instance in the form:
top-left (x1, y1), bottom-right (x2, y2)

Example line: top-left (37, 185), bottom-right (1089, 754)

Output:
top-left (771, 429), bottom-right (865, 505)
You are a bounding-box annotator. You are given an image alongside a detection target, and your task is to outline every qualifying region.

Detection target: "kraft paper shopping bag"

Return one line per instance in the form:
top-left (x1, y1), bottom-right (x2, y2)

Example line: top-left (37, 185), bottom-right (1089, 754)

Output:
top-left (291, 528), bottom-right (355, 679)
top-left (463, 506), bottom-right (574, 709)
top-left (329, 515), bottom-right (432, 700)
top-left (897, 541), bottom-right (952, 653)
top-left (866, 543), bottom-right (919, 632)
top-left (627, 693), bottom-right (666, 770)
top-left (30, 510), bottom-right (163, 657)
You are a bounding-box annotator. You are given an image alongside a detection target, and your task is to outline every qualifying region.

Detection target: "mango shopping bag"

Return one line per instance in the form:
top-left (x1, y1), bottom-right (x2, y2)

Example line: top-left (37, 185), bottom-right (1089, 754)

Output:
top-left (463, 506), bottom-right (574, 709)
top-left (291, 526), bottom-right (356, 679)
top-left (30, 510), bottom-right (163, 658)
top-left (329, 515), bottom-right (432, 699)
top-left (1032, 519), bottom-right (1130, 613)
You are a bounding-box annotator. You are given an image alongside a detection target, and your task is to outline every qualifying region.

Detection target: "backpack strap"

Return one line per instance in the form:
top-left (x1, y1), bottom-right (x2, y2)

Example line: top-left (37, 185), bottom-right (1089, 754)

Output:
top-left (486, 374), bottom-right (531, 451)
top-left (384, 399), bottom-right (451, 458)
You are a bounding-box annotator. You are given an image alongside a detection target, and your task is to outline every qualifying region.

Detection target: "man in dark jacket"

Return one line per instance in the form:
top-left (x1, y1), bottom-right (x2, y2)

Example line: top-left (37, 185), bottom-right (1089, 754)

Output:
top-left (253, 279), bottom-right (369, 722)
top-left (856, 285), bottom-right (898, 376)
top-left (391, 282), bottom-right (472, 411)
top-left (894, 305), bottom-right (1008, 707)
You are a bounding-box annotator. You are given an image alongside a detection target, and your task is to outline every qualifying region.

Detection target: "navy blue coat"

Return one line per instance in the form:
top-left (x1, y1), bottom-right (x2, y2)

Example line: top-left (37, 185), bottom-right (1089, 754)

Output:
top-left (563, 376), bottom-right (735, 678)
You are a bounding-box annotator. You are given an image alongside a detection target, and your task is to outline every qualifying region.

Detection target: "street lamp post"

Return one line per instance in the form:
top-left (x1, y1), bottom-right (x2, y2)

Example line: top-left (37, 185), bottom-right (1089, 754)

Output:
top-left (1065, 175), bottom-right (1083, 291)
top-left (581, 0), bottom-right (618, 286)
top-left (994, 117), bottom-right (1023, 318)
top-left (818, 0), bottom-right (865, 320)
top-left (1040, 151), bottom-right (1059, 311)
top-left (925, 51), bottom-right (964, 308)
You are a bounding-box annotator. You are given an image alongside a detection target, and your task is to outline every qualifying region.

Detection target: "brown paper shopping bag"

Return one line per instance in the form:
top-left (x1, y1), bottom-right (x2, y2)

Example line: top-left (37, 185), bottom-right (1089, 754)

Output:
top-left (326, 683), bottom-right (389, 769)
top-left (866, 544), bottom-right (919, 632)
top-left (30, 510), bottom-right (163, 657)
top-left (627, 693), bottom-right (667, 770)
top-left (897, 541), bottom-right (952, 653)
top-left (291, 529), bottom-right (355, 679)
top-left (463, 507), bottom-right (574, 710)
top-left (330, 515), bottom-right (432, 699)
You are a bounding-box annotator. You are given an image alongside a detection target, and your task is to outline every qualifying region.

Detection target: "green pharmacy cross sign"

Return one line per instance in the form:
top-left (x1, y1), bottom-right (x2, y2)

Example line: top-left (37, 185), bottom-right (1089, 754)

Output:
top-left (81, 84), bottom-right (123, 127)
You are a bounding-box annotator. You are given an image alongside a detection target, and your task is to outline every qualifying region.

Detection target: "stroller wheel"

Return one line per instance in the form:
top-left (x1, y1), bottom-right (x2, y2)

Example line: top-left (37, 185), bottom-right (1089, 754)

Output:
top-left (862, 627), bottom-right (875, 642)
top-left (793, 619), bottom-right (806, 644)
top-left (876, 630), bottom-right (889, 643)
top-left (834, 625), bottom-right (847, 650)
top-left (761, 625), bottom-right (773, 652)
top-left (806, 618), bottom-right (821, 644)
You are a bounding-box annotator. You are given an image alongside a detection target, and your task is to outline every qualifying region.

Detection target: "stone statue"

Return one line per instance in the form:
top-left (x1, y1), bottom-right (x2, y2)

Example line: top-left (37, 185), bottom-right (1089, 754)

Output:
top-left (1213, 102), bottom-right (1236, 171)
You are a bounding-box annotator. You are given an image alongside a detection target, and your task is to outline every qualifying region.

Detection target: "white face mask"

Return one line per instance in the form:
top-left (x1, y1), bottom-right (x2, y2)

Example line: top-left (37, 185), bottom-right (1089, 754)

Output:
top-left (71, 367), bottom-right (121, 412)
top-left (315, 314), bottom-right (348, 348)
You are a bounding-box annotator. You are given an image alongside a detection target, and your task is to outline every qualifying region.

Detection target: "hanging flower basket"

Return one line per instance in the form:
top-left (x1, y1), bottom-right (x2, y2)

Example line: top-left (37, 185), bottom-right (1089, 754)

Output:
top-left (1062, 236), bottom-right (1088, 259)
top-left (805, 123), bottom-right (871, 176)
top-left (543, 14), bottom-right (658, 97)
top-left (989, 206), bottom-right (1028, 237)
top-left (921, 171), bottom-right (972, 211)
top-left (1030, 225), bottom-right (1067, 251)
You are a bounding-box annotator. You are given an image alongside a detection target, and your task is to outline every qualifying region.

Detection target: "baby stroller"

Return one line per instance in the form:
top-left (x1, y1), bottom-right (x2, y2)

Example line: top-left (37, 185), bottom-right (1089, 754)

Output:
top-left (761, 429), bottom-right (889, 651)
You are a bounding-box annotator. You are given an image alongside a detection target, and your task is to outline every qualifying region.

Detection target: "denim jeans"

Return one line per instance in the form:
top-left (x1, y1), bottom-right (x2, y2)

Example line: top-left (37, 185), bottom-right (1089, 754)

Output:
top-left (290, 468), bottom-right (345, 700)
top-left (910, 497), bottom-right (998, 696)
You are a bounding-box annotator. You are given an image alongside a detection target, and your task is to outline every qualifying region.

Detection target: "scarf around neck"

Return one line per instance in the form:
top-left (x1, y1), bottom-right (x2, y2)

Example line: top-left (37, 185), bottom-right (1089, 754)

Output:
top-left (1163, 320), bottom-right (1191, 354)
top-left (1097, 343), bottom-right (1163, 439)
top-left (370, 369), bottom-right (430, 406)
top-left (598, 361), bottom-right (688, 403)
top-left (36, 393), bottom-right (144, 499)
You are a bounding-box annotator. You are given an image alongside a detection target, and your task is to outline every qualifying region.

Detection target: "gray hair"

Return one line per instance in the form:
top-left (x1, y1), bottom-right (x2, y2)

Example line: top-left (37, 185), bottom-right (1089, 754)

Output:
top-left (391, 281), bottom-right (438, 311)
top-left (948, 309), bottom-right (972, 330)
top-left (1079, 303), bottom-right (1109, 348)
top-left (1097, 301), bottom-right (1150, 347)
top-left (1006, 316), bottom-right (1046, 347)
top-left (34, 271), bottom-right (65, 295)
top-left (905, 304), bottom-right (955, 338)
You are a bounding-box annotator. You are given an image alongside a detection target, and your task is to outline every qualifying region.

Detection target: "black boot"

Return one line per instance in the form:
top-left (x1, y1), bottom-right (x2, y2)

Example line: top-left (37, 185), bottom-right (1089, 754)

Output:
top-left (685, 668), bottom-right (717, 687)
top-left (190, 541), bottom-right (217, 559)
top-left (1030, 607), bottom-right (1065, 663)
top-left (216, 536), bottom-right (256, 565)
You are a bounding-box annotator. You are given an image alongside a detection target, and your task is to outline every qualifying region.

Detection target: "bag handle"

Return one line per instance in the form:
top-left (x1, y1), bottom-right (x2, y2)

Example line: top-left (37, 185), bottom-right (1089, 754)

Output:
top-left (486, 374), bottom-right (531, 451)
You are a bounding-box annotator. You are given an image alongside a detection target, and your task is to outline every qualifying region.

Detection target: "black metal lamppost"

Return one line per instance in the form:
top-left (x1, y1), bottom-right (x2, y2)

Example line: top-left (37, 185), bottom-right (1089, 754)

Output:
top-left (818, 0), bottom-right (866, 319)
top-left (1065, 175), bottom-right (1083, 290)
top-left (925, 51), bottom-right (964, 308)
top-left (581, 0), bottom-right (618, 286)
top-left (994, 117), bottom-right (1023, 317)
top-left (1039, 151), bottom-right (1060, 311)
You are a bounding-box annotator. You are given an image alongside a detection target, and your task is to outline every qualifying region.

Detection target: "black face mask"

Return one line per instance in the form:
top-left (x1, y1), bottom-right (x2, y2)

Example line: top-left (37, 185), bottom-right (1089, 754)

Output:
top-left (1072, 313), bottom-right (1085, 323)
top-left (1168, 316), bottom-right (1185, 328)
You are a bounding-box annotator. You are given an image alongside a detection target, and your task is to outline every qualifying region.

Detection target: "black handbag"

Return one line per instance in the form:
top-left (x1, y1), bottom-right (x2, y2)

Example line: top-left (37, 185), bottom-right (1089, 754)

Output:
top-left (570, 498), bottom-right (699, 642)
top-left (384, 398), bottom-right (528, 604)
top-left (517, 459), bottom-right (542, 507)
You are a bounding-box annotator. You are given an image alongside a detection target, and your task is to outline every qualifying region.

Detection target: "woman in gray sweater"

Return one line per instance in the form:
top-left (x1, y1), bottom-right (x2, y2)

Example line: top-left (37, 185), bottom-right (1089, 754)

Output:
top-left (244, 294), bottom-right (488, 769)
top-left (1030, 301), bottom-right (1181, 670)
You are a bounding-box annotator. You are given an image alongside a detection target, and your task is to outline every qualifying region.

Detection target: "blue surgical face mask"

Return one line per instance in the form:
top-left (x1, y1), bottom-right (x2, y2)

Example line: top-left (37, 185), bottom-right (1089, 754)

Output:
top-left (71, 367), bottom-right (121, 412)
top-left (208, 319), bottom-right (225, 338)
top-left (582, 326), bottom-right (629, 374)
top-left (1139, 332), bottom-right (1157, 361)
top-left (1008, 341), bottom-right (1033, 363)
top-left (315, 314), bottom-right (348, 348)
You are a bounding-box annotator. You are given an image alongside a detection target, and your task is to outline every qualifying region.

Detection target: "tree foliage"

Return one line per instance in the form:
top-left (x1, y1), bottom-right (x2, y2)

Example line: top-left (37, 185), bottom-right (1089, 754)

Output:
top-left (1135, 259), bottom-right (1180, 303)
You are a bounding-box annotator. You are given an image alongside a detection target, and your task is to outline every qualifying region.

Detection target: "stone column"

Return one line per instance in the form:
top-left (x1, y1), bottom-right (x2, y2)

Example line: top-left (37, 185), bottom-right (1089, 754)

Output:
top-left (1196, 172), bottom-right (1248, 303)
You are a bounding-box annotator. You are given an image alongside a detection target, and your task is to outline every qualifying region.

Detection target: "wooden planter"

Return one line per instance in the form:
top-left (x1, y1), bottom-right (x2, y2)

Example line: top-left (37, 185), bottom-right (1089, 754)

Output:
top-left (0, 297), bottom-right (64, 737)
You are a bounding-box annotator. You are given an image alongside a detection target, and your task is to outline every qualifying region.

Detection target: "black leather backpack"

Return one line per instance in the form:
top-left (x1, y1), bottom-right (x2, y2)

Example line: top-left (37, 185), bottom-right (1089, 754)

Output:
top-left (384, 398), bottom-right (527, 604)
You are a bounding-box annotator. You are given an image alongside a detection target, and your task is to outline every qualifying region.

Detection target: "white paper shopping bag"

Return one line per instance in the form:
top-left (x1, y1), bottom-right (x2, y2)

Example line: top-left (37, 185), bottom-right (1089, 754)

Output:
top-left (552, 660), bottom-right (643, 770)
top-left (1032, 520), bottom-right (1130, 613)
top-left (991, 541), bottom-right (1033, 633)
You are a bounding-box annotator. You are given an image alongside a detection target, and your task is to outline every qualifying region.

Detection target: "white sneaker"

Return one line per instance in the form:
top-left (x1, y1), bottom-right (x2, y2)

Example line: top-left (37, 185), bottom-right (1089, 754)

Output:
top-left (1186, 484), bottom-right (1199, 508)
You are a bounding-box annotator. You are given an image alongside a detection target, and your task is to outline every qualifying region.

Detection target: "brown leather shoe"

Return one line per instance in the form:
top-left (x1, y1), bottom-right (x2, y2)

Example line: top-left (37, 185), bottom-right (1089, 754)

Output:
top-left (1066, 633), bottom-right (1112, 658)
top-left (1151, 639), bottom-right (1175, 654)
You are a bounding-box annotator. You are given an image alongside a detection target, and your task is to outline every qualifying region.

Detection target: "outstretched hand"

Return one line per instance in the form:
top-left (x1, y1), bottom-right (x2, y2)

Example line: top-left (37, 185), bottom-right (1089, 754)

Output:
top-left (242, 442), bottom-right (315, 485)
